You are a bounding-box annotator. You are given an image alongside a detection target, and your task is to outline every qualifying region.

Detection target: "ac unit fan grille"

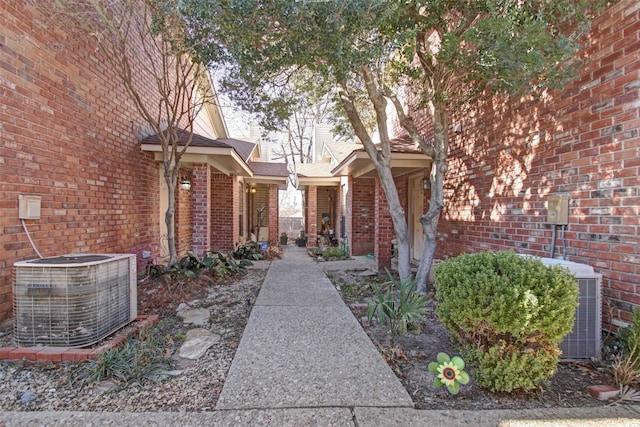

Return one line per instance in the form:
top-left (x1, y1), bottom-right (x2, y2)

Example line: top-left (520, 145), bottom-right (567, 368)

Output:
top-left (559, 277), bottom-right (601, 360)
top-left (13, 255), bottom-right (136, 348)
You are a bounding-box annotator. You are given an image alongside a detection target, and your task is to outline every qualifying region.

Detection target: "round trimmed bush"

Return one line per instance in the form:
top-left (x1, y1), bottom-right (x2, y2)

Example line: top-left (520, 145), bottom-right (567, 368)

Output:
top-left (434, 250), bottom-right (578, 392)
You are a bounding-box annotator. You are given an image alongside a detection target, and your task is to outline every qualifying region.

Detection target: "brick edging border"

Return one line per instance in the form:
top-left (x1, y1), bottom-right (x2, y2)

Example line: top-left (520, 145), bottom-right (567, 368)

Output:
top-left (0, 315), bottom-right (160, 364)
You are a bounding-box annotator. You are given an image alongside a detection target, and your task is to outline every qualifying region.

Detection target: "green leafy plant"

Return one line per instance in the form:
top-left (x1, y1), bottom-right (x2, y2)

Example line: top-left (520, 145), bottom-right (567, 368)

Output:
top-left (309, 247), bottom-right (323, 256)
top-left (428, 352), bottom-right (470, 395)
top-left (232, 243), bottom-right (264, 261)
top-left (165, 252), bottom-right (204, 280)
top-left (434, 250), bottom-right (578, 392)
top-left (367, 272), bottom-right (428, 347)
top-left (612, 308), bottom-right (640, 386)
top-left (321, 246), bottom-right (349, 260)
top-left (203, 251), bottom-right (253, 277)
top-left (164, 251), bottom-right (253, 280)
top-left (71, 326), bottom-right (174, 389)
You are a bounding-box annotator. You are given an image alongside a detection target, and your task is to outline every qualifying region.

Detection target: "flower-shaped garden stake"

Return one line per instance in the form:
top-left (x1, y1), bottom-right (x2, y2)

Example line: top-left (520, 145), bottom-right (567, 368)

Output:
top-left (428, 352), bottom-right (470, 395)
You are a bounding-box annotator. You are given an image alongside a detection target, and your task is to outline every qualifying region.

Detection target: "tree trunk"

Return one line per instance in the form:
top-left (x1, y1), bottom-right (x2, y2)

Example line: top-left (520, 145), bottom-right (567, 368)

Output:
top-left (164, 169), bottom-right (178, 266)
top-left (377, 165), bottom-right (411, 281)
top-left (336, 74), bottom-right (411, 281)
top-left (415, 102), bottom-right (448, 293)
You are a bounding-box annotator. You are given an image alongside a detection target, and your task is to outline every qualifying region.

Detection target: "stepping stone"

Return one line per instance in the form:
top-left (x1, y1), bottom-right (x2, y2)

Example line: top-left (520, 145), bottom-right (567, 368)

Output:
top-left (178, 328), bottom-right (221, 360)
top-left (177, 308), bottom-right (210, 327)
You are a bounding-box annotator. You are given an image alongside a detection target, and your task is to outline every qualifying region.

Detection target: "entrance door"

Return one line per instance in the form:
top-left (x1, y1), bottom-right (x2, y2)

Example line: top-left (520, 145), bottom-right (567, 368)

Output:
top-left (409, 175), bottom-right (424, 260)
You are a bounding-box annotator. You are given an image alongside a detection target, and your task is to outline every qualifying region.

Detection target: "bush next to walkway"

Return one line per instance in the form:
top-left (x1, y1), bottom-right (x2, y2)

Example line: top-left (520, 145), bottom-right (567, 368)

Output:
top-left (434, 250), bottom-right (578, 392)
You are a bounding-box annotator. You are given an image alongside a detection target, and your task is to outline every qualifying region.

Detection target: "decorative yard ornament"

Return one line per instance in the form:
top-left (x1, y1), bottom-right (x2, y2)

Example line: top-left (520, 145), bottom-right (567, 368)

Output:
top-left (428, 352), bottom-right (470, 395)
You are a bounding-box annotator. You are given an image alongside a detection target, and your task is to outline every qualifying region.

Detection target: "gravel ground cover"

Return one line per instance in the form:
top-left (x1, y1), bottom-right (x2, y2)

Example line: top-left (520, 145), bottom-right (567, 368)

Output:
top-left (0, 266), bottom-right (267, 412)
top-left (0, 259), bottom-right (627, 413)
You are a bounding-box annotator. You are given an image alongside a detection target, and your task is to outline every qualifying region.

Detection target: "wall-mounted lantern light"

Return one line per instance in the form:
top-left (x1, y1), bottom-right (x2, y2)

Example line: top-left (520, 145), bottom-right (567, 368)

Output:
top-left (250, 187), bottom-right (257, 194)
top-left (180, 178), bottom-right (191, 191)
top-left (422, 177), bottom-right (431, 190)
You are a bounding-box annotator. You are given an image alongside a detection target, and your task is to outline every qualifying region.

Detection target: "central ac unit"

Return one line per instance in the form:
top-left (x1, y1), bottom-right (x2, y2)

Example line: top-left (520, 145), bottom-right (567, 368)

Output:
top-left (536, 257), bottom-right (602, 360)
top-left (13, 254), bottom-right (137, 348)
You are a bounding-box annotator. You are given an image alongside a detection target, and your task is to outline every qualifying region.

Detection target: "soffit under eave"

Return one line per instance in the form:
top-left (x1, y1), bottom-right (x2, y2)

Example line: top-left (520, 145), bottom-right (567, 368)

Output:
top-left (297, 176), bottom-right (342, 187)
top-left (245, 175), bottom-right (289, 189)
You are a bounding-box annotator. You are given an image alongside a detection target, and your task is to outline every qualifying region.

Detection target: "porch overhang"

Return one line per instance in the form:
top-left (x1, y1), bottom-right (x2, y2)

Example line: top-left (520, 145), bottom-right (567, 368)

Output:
top-left (297, 176), bottom-right (342, 187)
top-left (332, 150), bottom-right (433, 178)
top-left (295, 161), bottom-right (341, 188)
top-left (141, 144), bottom-right (253, 177)
top-left (245, 174), bottom-right (289, 189)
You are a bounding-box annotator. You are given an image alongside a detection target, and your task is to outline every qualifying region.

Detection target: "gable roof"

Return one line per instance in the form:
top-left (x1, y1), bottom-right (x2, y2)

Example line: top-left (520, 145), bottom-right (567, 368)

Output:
top-left (297, 162), bottom-right (335, 178)
top-left (323, 141), bottom-right (363, 163)
top-left (248, 161), bottom-right (289, 177)
top-left (218, 138), bottom-right (257, 162)
top-left (141, 129), bottom-right (230, 148)
top-left (140, 129), bottom-right (255, 177)
top-left (140, 129), bottom-right (290, 185)
top-left (330, 135), bottom-right (432, 179)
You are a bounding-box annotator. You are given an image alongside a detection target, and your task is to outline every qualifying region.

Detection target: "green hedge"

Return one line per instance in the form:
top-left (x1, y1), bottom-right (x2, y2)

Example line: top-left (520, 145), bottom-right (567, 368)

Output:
top-left (434, 250), bottom-right (578, 392)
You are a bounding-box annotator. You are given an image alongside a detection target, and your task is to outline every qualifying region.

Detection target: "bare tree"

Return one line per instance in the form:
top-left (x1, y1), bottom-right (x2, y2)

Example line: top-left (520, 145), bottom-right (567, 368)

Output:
top-left (270, 90), bottom-right (334, 168)
top-left (37, 0), bottom-right (219, 265)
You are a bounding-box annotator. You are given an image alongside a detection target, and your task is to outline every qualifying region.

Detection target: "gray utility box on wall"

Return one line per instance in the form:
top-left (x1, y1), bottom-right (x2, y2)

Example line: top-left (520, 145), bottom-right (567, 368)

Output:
top-left (537, 257), bottom-right (602, 360)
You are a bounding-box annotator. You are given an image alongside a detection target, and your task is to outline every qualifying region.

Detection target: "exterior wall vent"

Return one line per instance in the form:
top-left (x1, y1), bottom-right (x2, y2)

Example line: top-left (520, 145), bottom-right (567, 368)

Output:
top-left (13, 254), bottom-right (137, 348)
top-left (536, 257), bottom-right (602, 360)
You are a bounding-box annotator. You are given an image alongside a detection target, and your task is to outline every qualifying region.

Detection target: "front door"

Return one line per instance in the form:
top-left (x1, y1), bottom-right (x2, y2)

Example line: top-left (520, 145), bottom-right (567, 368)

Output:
top-left (409, 175), bottom-right (424, 260)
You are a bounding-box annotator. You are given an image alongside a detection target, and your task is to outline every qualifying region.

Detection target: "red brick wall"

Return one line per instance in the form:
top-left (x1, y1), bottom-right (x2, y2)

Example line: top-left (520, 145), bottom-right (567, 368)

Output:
top-left (210, 173), bottom-right (235, 251)
top-left (306, 186), bottom-right (318, 247)
top-left (175, 169), bottom-right (193, 256)
top-left (344, 176), bottom-right (353, 249)
top-left (333, 186), bottom-right (341, 238)
top-left (268, 184), bottom-right (279, 246)
top-left (0, 3), bottom-right (160, 322)
top-left (351, 178), bottom-right (375, 255)
top-left (191, 164), bottom-right (211, 256)
top-left (374, 177), bottom-right (394, 270)
top-left (432, 0), bottom-right (640, 329)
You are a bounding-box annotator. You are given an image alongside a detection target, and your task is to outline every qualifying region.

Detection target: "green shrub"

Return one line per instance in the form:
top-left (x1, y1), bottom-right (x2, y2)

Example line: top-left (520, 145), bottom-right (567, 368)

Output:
top-left (434, 250), bottom-right (578, 392)
top-left (618, 308), bottom-right (640, 360)
top-left (322, 246), bottom-right (349, 260)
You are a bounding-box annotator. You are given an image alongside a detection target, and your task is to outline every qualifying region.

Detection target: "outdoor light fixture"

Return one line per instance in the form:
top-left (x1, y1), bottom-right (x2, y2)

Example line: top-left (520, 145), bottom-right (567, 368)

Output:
top-left (250, 187), bottom-right (257, 194)
top-left (180, 178), bottom-right (191, 191)
top-left (423, 177), bottom-right (431, 190)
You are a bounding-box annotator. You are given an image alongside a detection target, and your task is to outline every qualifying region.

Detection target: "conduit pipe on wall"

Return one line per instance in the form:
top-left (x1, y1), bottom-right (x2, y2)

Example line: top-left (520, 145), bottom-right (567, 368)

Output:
top-left (21, 219), bottom-right (43, 258)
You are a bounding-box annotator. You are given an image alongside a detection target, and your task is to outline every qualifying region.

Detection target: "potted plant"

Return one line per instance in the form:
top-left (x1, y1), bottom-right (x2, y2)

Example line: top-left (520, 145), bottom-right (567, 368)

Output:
top-left (296, 230), bottom-right (307, 247)
top-left (280, 232), bottom-right (288, 245)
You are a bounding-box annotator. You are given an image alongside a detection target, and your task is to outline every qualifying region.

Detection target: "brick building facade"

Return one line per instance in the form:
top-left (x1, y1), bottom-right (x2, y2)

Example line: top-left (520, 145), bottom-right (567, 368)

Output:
top-left (0, 2), bottom-right (287, 325)
top-left (428, 0), bottom-right (640, 330)
top-left (0, 3), bottom-right (162, 323)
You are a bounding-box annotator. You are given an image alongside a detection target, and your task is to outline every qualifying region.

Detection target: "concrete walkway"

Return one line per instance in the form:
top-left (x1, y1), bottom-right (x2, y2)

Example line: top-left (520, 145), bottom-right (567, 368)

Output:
top-left (215, 246), bottom-right (412, 410)
top-left (2, 246), bottom-right (640, 426)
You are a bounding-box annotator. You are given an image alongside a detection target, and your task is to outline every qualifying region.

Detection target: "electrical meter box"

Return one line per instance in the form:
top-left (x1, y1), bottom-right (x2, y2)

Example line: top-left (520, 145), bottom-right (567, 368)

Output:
top-left (547, 194), bottom-right (569, 225)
